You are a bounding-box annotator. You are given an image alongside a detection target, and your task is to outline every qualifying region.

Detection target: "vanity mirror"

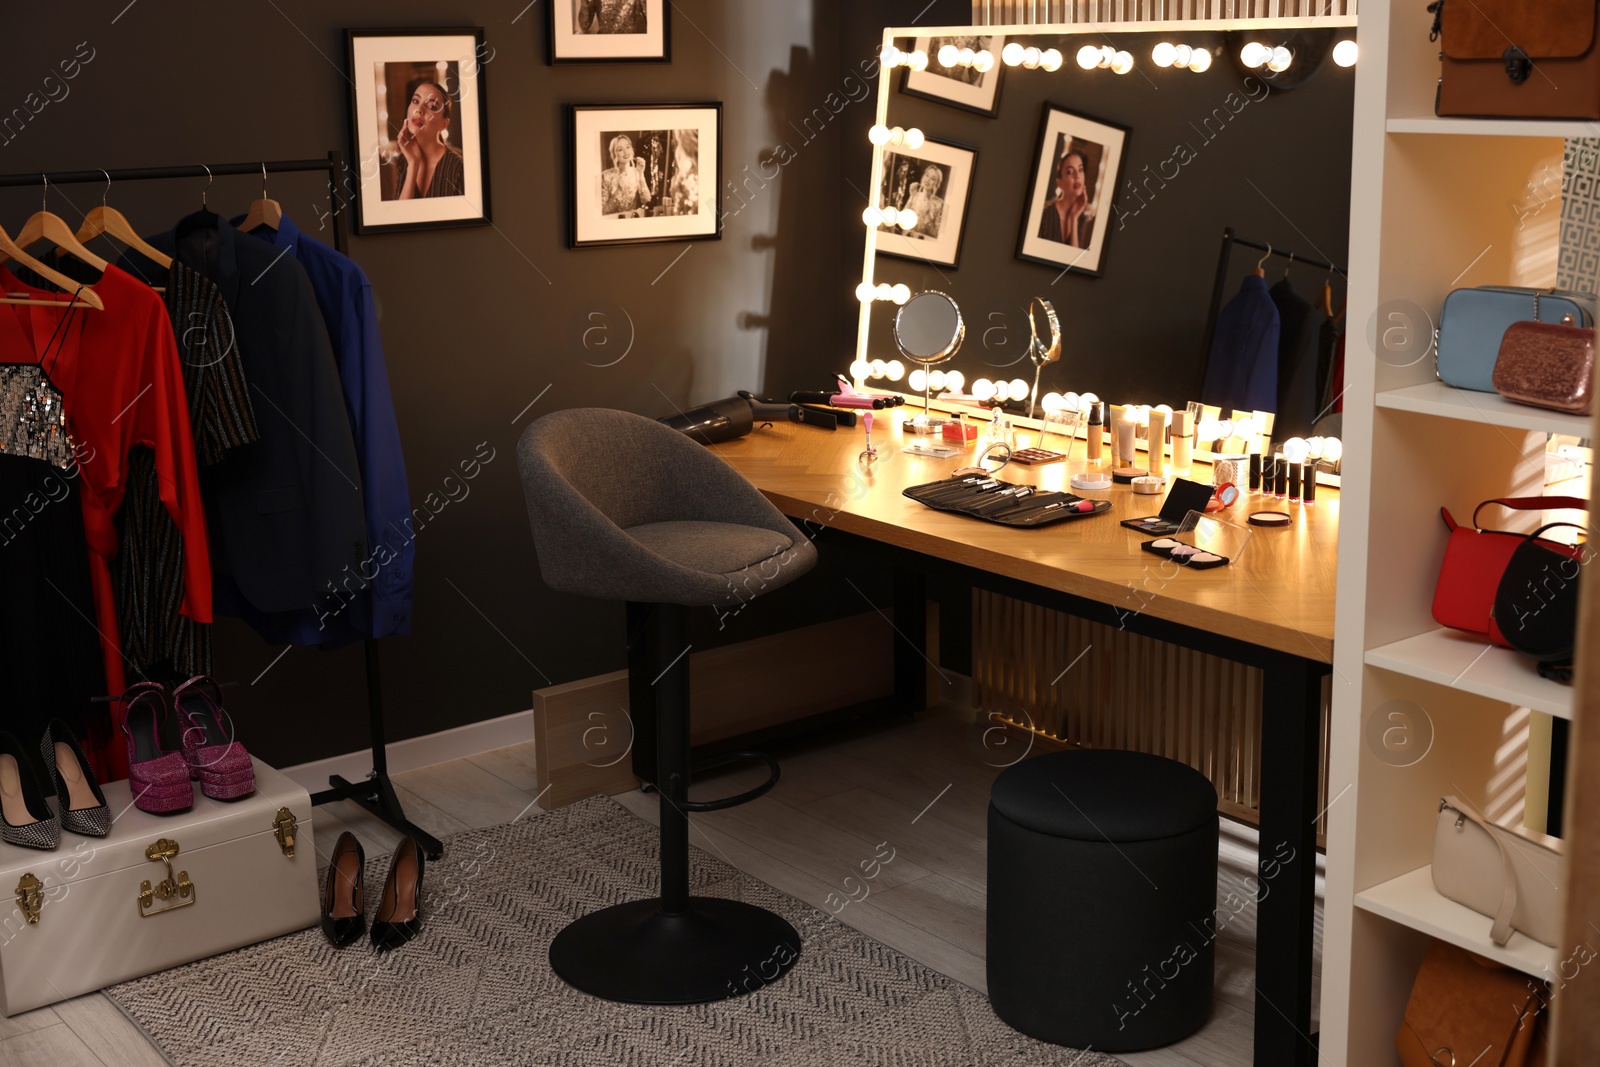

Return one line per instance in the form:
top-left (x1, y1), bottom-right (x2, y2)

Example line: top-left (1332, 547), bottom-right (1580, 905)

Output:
top-left (894, 290), bottom-right (966, 420)
top-left (1025, 296), bottom-right (1060, 418)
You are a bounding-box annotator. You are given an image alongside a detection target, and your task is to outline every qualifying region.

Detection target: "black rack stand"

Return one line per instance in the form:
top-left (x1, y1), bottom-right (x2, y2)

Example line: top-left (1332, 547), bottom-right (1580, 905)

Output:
top-left (0, 154), bottom-right (443, 860)
top-left (1200, 226), bottom-right (1347, 381)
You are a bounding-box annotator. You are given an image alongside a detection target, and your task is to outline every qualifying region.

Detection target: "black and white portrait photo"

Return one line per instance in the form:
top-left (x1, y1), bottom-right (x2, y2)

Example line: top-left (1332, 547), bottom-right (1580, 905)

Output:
top-left (873, 138), bottom-right (975, 269)
top-left (901, 34), bottom-right (1005, 116)
top-left (346, 29), bottom-right (492, 233)
top-left (570, 104), bottom-right (720, 246)
top-left (597, 129), bottom-right (699, 218)
top-left (550, 0), bottom-right (668, 61)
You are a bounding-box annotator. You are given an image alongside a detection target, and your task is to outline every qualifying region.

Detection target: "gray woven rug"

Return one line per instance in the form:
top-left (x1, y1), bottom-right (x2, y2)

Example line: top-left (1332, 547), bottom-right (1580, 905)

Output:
top-left (108, 796), bottom-right (1125, 1066)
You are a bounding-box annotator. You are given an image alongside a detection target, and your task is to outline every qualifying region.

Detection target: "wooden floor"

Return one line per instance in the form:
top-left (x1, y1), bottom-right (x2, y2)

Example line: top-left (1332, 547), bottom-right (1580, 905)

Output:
top-left (2, 704), bottom-right (1321, 1067)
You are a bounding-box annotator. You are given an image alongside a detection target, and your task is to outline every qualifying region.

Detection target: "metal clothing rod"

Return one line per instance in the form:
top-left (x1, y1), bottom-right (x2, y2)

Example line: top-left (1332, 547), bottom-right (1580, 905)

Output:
top-left (0, 160), bottom-right (339, 188)
top-left (1220, 228), bottom-right (1346, 276)
top-left (0, 151), bottom-right (438, 856)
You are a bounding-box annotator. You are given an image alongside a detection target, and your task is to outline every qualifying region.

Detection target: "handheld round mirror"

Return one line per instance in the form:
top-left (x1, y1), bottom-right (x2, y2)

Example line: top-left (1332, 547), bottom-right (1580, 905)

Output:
top-left (893, 290), bottom-right (965, 419)
top-left (1025, 297), bottom-right (1062, 419)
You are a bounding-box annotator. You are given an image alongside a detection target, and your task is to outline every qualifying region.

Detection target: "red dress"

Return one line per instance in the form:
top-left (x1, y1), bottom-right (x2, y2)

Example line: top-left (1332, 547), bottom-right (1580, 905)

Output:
top-left (0, 265), bottom-right (210, 781)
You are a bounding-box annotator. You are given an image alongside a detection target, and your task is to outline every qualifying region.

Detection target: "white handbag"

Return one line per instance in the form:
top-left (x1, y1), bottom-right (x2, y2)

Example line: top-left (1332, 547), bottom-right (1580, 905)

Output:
top-left (1432, 796), bottom-right (1566, 948)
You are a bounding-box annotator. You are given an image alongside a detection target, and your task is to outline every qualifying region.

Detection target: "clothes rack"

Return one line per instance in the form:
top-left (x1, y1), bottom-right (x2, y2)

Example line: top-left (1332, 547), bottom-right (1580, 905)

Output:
top-left (0, 154), bottom-right (443, 860)
top-left (1199, 226), bottom-right (1347, 383)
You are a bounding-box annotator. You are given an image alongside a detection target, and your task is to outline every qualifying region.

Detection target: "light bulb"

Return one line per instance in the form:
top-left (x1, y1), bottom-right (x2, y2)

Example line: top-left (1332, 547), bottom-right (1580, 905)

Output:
top-left (991, 380), bottom-right (1013, 402)
top-left (1198, 418), bottom-right (1220, 441)
top-left (897, 208), bottom-right (919, 231)
top-left (862, 205), bottom-right (883, 227)
top-left (1154, 404), bottom-right (1173, 417)
top-left (1042, 392), bottom-right (1065, 413)
top-left (974, 50), bottom-right (995, 73)
top-left (1172, 44), bottom-right (1193, 68)
top-left (1036, 48), bottom-right (1059, 71)
top-left (1007, 43), bottom-right (1029, 67)
top-left (1135, 406), bottom-right (1151, 427)
top-left (886, 360), bottom-right (906, 381)
top-left (902, 127), bottom-right (924, 150)
top-left (907, 50), bottom-right (928, 71)
top-left (1099, 46), bottom-right (1116, 68)
top-left (1076, 44), bottom-right (1100, 70)
top-left (1080, 391), bottom-right (1100, 406)
top-left (928, 370), bottom-right (947, 391)
top-left (890, 283), bottom-right (911, 305)
top-left (1022, 46), bottom-right (1041, 69)
top-left (855, 281), bottom-right (876, 302)
top-left (881, 45), bottom-right (903, 68)
top-left (1152, 42), bottom-right (1177, 67)
top-left (909, 369), bottom-right (927, 392)
top-left (1241, 42), bottom-right (1267, 68)
top-left (938, 44), bottom-right (960, 67)
top-left (1282, 437), bottom-right (1310, 465)
top-left (1009, 378), bottom-right (1030, 401)
top-left (1216, 419), bottom-right (1234, 440)
top-left (1189, 48), bottom-right (1211, 72)
top-left (971, 378), bottom-right (995, 401)
top-left (870, 359), bottom-right (888, 379)
top-left (1111, 51), bottom-right (1133, 74)
top-left (887, 126), bottom-right (905, 146)
top-left (1268, 46), bottom-right (1292, 72)
top-left (1333, 39), bottom-right (1358, 67)
top-left (868, 124), bottom-right (891, 146)
top-left (850, 359), bottom-right (872, 380)
top-left (875, 282), bottom-right (895, 301)
top-left (1305, 436), bottom-right (1325, 459)
top-left (1062, 391), bottom-right (1082, 412)
top-left (958, 47), bottom-right (975, 67)
top-left (1234, 417), bottom-right (1256, 440)
top-left (945, 370), bottom-right (965, 392)
top-left (1322, 438), bottom-right (1343, 463)
top-left (879, 206), bottom-right (899, 228)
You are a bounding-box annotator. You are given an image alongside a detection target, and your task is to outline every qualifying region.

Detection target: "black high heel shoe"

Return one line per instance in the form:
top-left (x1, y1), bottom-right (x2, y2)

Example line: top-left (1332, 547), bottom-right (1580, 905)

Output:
top-left (0, 732), bottom-right (59, 850)
top-left (321, 832), bottom-right (366, 948)
top-left (41, 720), bottom-right (111, 838)
top-left (370, 836), bottom-right (424, 952)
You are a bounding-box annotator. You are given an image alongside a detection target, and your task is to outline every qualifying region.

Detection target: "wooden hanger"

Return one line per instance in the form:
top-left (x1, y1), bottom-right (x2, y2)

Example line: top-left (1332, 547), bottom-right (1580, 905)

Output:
top-left (0, 222), bottom-right (104, 310)
top-left (3, 177), bottom-right (109, 277)
top-left (239, 162), bottom-right (283, 234)
top-left (1253, 244), bottom-right (1271, 277)
top-left (76, 170), bottom-right (170, 286)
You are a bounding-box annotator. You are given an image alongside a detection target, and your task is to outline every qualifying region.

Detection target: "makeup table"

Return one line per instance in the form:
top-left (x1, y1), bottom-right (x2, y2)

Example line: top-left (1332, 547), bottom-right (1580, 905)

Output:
top-left (713, 416), bottom-right (1337, 1067)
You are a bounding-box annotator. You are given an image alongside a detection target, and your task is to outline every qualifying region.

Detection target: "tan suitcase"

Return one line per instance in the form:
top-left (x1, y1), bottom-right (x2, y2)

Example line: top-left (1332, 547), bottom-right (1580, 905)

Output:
top-left (1436, 0), bottom-right (1600, 120)
top-left (0, 759), bottom-right (319, 1016)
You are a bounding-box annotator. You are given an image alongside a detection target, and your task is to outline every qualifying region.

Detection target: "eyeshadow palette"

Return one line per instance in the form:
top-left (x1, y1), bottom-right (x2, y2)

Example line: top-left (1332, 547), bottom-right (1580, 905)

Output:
top-left (903, 475), bottom-right (1112, 527)
top-left (1140, 537), bottom-right (1230, 569)
top-left (1119, 476), bottom-right (1214, 535)
top-left (1008, 447), bottom-right (1067, 465)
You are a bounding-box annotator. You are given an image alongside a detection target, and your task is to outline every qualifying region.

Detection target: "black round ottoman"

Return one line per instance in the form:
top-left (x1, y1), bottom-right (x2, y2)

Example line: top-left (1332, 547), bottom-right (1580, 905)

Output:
top-left (986, 749), bottom-right (1219, 1052)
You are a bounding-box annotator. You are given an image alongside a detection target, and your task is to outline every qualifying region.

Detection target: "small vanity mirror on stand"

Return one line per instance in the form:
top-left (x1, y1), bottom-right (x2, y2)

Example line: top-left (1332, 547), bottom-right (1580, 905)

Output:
top-left (1026, 297), bottom-right (1061, 419)
top-left (895, 290), bottom-right (964, 426)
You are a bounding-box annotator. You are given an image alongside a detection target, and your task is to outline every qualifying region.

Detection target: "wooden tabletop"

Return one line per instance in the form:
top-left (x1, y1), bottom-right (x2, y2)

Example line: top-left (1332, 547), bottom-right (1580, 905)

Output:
top-left (713, 416), bottom-right (1337, 663)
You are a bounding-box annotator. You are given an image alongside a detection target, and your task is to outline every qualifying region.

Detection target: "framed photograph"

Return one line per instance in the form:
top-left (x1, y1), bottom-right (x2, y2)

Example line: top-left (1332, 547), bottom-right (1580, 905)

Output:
top-left (900, 35), bottom-right (1005, 117)
top-left (568, 104), bottom-right (721, 248)
top-left (873, 138), bottom-right (977, 270)
top-left (549, 0), bottom-right (669, 63)
top-left (1016, 103), bottom-right (1130, 279)
top-left (345, 29), bottom-right (492, 235)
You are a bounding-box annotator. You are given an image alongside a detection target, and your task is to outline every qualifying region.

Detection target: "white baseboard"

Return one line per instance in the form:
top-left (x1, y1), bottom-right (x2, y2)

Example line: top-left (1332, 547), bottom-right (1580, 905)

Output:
top-left (280, 708), bottom-right (534, 796)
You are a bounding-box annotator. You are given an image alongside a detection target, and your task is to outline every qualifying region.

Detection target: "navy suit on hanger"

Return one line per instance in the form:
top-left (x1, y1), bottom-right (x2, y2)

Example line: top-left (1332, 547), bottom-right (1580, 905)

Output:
top-left (1202, 274), bottom-right (1280, 414)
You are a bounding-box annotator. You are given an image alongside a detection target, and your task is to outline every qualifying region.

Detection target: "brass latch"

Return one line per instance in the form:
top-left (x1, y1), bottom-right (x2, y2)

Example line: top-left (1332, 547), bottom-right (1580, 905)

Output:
top-left (15, 873), bottom-right (42, 925)
top-left (272, 807), bottom-right (298, 858)
top-left (138, 838), bottom-right (196, 918)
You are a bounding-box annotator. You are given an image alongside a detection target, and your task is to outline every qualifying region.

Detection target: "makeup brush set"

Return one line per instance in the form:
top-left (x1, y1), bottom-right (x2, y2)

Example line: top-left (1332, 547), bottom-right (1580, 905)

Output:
top-left (903, 475), bottom-right (1112, 527)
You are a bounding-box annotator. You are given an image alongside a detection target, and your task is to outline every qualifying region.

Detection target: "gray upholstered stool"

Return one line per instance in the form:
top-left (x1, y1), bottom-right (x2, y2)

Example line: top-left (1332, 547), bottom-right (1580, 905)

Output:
top-left (517, 407), bottom-right (817, 1005)
top-left (986, 749), bottom-right (1219, 1051)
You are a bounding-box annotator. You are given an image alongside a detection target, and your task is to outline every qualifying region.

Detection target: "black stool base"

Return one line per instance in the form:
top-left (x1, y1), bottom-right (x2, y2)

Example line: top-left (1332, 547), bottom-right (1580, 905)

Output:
top-left (549, 897), bottom-right (801, 1005)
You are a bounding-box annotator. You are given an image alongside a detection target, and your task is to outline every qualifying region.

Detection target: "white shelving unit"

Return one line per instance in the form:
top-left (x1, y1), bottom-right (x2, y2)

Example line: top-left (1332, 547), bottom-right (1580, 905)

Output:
top-left (1320, 3), bottom-right (1592, 1063)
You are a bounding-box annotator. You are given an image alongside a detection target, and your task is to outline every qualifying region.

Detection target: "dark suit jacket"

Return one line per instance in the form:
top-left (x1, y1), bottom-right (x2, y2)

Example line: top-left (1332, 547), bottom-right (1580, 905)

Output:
top-left (141, 214), bottom-right (368, 617)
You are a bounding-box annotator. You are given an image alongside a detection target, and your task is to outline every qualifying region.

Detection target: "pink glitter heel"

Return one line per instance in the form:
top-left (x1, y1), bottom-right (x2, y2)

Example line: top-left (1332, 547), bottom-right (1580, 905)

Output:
top-left (121, 683), bottom-right (194, 815)
top-left (173, 677), bottom-right (256, 802)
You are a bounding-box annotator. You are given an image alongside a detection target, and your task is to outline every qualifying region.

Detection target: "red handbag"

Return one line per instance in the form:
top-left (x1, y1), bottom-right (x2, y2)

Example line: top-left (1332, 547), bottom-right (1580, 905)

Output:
top-left (1432, 497), bottom-right (1587, 646)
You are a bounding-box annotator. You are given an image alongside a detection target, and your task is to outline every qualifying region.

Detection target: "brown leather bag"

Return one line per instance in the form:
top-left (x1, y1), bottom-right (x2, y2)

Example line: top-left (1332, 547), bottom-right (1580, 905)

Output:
top-left (1396, 941), bottom-right (1548, 1067)
top-left (1433, 0), bottom-right (1600, 119)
